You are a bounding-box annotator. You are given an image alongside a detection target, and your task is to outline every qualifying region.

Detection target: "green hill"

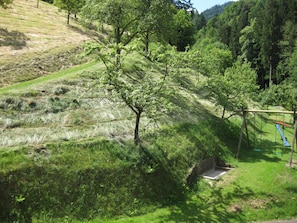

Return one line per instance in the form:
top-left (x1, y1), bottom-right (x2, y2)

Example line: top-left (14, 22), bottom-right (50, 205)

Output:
top-left (0, 1), bottom-right (238, 221)
top-left (0, 1), bottom-right (297, 223)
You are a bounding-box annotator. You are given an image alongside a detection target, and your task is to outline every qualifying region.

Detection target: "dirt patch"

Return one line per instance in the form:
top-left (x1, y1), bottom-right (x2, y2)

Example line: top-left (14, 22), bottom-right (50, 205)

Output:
top-left (286, 159), bottom-right (297, 168)
top-left (228, 204), bottom-right (242, 213)
top-left (248, 197), bottom-right (272, 209)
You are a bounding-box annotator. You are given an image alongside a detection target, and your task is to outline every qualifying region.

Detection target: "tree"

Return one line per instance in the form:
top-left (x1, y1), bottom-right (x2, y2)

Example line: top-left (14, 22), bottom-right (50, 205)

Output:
top-left (0, 0), bottom-right (13, 8)
top-left (81, 0), bottom-right (144, 57)
top-left (206, 60), bottom-right (258, 118)
top-left (192, 11), bottom-right (206, 32)
top-left (259, 83), bottom-right (297, 112)
top-left (252, 0), bottom-right (284, 88)
top-left (54, 0), bottom-right (85, 25)
top-left (276, 21), bottom-right (297, 83)
top-left (171, 9), bottom-right (195, 51)
top-left (138, 0), bottom-right (175, 52)
top-left (202, 44), bottom-right (233, 76)
top-left (289, 41), bottom-right (297, 88)
top-left (84, 42), bottom-right (175, 145)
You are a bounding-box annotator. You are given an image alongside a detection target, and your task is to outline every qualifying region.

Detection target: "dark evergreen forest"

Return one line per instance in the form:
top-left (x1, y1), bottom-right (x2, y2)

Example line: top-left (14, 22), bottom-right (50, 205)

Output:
top-left (198, 0), bottom-right (297, 91)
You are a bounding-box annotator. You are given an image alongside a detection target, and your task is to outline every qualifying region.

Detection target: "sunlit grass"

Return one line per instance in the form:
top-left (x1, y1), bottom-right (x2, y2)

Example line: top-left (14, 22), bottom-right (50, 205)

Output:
top-left (0, 61), bottom-right (98, 94)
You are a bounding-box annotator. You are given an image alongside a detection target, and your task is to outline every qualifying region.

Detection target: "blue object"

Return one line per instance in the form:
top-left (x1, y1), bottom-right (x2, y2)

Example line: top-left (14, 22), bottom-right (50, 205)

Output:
top-left (275, 124), bottom-right (290, 147)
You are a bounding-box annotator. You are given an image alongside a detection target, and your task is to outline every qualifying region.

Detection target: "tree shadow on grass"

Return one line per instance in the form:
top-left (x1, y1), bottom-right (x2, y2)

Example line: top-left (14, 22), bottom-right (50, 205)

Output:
top-left (238, 138), bottom-right (287, 163)
top-left (0, 28), bottom-right (30, 50)
top-left (159, 183), bottom-right (253, 223)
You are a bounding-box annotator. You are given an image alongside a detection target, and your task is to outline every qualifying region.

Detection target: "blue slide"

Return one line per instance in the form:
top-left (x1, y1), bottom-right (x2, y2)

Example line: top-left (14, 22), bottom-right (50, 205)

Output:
top-left (275, 124), bottom-right (290, 147)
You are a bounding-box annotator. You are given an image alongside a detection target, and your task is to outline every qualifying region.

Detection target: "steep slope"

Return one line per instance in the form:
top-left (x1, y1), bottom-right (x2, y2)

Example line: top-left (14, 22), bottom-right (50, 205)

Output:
top-left (0, 0), bottom-right (98, 86)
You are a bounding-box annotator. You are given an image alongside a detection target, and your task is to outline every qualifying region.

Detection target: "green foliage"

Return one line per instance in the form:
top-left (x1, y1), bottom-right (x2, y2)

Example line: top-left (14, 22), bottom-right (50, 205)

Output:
top-left (192, 38), bottom-right (232, 76)
top-left (171, 9), bottom-right (196, 51)
top-left (259, 83), bottom-right (297, 111)
top-left (54, 0), bottom-right (85, 24)
top-left (198, 0), bottom-right (297, 89)
top-left (81, 0), bottom-right (143, 45)
top-left (137, 0), bottom-right (175, 52)
top-left (206, 60), bottom-right (258, 118)
top-left (289, 41), bottom-right (297, 87)
top-left (202, 1), bottom-right (233, 20)
top-left (84, 41), bottom-right (177, 144)
top-left (0, 0), bottom-right (13, 8)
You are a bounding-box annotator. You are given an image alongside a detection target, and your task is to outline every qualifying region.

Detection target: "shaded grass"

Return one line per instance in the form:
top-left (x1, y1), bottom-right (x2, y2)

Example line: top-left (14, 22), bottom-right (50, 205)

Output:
top-left (0, 61), bottom-right (98, 94)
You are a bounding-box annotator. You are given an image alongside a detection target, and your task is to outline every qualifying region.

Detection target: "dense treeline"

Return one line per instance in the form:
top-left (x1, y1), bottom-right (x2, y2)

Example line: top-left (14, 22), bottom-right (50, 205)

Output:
top-left (199, 0), bottom-right (297, 91)
top-left (202, 1), bottom-right (233, 20)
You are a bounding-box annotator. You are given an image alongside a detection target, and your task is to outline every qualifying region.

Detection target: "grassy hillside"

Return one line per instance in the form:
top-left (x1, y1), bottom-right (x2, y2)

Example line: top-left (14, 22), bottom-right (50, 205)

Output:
top-left (0, 54), bottom-right (239, 222)
top-left (0, 0), bottom-right (99, 87)
top-left (0, 1), bottom-right (297, 222)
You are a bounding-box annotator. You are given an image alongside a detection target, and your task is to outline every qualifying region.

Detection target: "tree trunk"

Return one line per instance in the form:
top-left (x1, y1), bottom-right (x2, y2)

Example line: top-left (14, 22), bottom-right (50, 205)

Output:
top-left (134, 111), bottom-right (142, 145)
top-left (269, 56), bottom-right (272, 87)
top-left (221, 107), bottom-right (226, 119)
top-left (115, 27), bottom-right (121, 65)
top-left (115, 26), bottom-right (121, 45)
top-left (36, 0), bottom-right (39, 8)
top-left (145, 32), bottom-right (149, 53)
top-left (67, 13), bottom-right (70, 25)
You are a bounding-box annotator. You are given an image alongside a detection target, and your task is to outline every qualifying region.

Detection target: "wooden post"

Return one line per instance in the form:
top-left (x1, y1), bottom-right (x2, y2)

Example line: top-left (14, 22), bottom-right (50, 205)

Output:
top-left (244, 113), bottom-right (250, 149)
top-left (237, 111), bottom-right (247, 159)
top-left (293, 108), bottom-right (297, 152)
top-left (289, 120), bottom-right (297, 168)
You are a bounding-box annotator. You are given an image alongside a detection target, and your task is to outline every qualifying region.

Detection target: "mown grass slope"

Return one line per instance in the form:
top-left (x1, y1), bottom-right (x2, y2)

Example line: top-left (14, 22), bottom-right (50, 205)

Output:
top-left (0, 0), bottom-right (99, 86)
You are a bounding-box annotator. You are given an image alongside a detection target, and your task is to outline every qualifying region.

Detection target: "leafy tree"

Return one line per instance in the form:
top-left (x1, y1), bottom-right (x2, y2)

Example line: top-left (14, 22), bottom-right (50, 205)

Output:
top-left (276, 21), bottom-right (297, 83)
top-left (206, 60), bottom-right (258, 118)
top-left (54, 0), bottom-right (85, 25)
top-left (84, 42), bottom-right (175, 145)
top-left (192, 11), bottom-right (206, 32)
top-left (252, 0), bottom-right (284, 87)
top-left (0, 0), bottom-right (13, 8)
top-left (204, 44), bottom-right (233, 76)
top-left (216, 0), bottom-right (254, 58)
top-left (171, 9), bottom-right (195, 51)
top-left (81, 0), bottom-right (143, 54)
top-left (289, 41), bottom-right (297, 88)
top-left (259, 83), bottom-right (297, 112)
top-left (138, 0), bottom-right (175, 52)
